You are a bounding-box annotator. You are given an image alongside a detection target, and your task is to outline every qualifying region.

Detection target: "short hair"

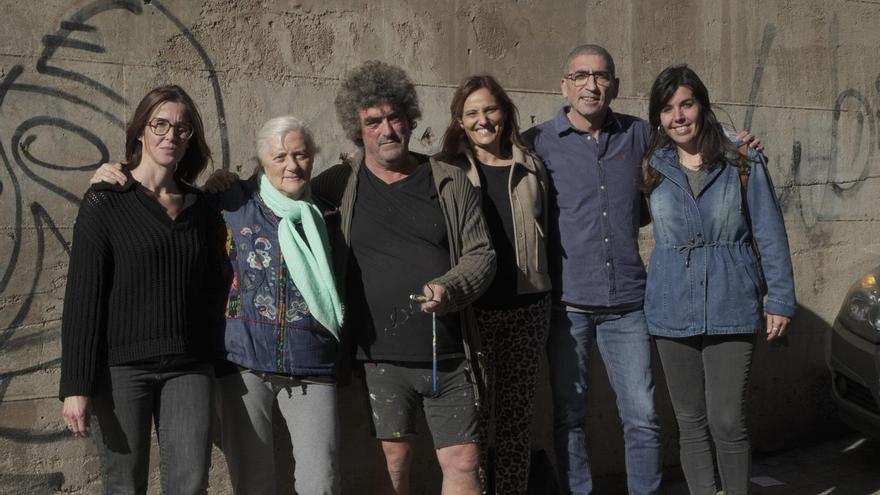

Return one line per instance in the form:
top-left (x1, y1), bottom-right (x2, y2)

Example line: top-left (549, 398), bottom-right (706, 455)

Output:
top-left (124, 85), bottom-right (211, 183)
top-left (563, 44), bottom-right (616, 76)
top-left (255, 115), bottom-right (318, 162)
top-left (334, 60), bottom-right (421, 145)
top-left (440, 74), bottom-right (530, 158)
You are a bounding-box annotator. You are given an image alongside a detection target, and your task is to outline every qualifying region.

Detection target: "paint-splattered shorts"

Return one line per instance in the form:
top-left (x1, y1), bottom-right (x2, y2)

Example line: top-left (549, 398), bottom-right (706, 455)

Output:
top-left (362, 358), bottom-right (479, 449)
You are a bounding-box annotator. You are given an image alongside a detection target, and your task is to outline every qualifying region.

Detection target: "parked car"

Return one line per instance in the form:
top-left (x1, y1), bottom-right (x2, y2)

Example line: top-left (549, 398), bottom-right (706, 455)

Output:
top-left (828, 266), bottom-right (880, 438)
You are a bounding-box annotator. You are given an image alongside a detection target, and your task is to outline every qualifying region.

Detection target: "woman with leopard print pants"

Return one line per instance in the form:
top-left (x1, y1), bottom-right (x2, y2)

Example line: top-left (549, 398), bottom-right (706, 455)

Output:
top-left (434, 75), bottom-right (552, 494)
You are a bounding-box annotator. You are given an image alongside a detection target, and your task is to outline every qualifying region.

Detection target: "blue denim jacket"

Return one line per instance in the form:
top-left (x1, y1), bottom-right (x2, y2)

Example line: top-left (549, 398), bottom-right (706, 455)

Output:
top-left (644, 146), bottom-right (796, 337)
top-left (213, 178), bottom-right (337, 376)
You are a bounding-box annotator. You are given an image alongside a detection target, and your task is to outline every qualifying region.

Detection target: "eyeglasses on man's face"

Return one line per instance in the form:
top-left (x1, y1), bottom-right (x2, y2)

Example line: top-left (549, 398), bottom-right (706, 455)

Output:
top-left (147, 118), bottom-right (194, 141)
top-left (564, 70), bottom-right (614, 88)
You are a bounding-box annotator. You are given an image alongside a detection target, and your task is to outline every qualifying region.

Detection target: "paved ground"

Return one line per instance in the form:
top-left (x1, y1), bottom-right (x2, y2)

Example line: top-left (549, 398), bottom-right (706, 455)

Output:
top-left (594, 427), bottom-right (880, 494)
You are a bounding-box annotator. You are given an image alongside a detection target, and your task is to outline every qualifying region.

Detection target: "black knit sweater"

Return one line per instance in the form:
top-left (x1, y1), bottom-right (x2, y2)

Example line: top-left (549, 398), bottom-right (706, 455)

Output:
top-left (59, 177), bottom-right (225, 399)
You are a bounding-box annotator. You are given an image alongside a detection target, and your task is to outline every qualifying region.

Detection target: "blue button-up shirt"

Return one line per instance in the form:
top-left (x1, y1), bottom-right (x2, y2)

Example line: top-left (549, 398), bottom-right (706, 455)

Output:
top-left (528, 108), bottom-right (649, 308)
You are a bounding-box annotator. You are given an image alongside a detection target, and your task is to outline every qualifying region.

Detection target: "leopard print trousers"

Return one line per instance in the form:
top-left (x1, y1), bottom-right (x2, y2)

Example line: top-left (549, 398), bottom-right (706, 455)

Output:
top-left (475, 295), bottom-right (551, 495)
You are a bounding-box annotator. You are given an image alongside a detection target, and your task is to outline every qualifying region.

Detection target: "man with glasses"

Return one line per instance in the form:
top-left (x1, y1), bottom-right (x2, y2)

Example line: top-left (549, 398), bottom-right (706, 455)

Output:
top-left (525, 43), bottom-right (661, 495)
top-left (527, 44), bottom-right (761, 495)
top-left (313, 60), bottom-right (494, 495)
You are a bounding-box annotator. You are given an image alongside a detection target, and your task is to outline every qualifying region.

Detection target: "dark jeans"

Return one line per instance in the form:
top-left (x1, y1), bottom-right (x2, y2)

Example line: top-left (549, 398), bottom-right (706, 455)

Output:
top-left (91, 356), bottom-right (214, 495)
top-left (654, 334), bottom-right (755, 495)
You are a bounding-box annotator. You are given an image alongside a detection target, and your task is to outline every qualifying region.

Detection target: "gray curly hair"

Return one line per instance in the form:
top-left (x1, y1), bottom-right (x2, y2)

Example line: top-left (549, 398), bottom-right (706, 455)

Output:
top-left (334, 60), bottom-right (421, 145)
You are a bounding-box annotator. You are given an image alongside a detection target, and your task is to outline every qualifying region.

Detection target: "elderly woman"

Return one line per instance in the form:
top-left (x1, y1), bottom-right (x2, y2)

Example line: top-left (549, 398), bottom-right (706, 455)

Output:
top-left (434, 75), bottom-right (551, 495)
top-left (211, 116), bottom-right (343, 495)
top-left (61, 85), bottom-right (220, 493)
top-left (641, 65), bottom-right (796, 495)
top-left (89, 116), bottom-right (343, 495)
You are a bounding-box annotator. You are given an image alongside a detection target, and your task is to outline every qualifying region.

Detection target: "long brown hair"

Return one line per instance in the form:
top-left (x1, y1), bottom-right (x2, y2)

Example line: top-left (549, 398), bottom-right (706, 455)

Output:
top-left (440, 75), bottom-right (531, 158)
top-left (641, 65), bottom-right (745, 193)
top-left (125, 85), bottom-right (212, 184)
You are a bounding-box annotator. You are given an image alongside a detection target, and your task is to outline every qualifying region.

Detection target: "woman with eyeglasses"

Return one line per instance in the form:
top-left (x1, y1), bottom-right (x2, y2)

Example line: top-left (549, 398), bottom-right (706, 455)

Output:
top-left (59, 85), bottom-right (223, 494)
top-left (435, 75), bottom-right (551, 494)
top-left (641, 65), bottom-right (795, 495)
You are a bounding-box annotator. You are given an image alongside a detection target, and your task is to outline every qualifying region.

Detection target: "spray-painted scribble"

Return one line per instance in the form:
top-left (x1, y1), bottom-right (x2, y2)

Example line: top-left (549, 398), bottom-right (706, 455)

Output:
top-left (717, 22), bottom-right (879, 229)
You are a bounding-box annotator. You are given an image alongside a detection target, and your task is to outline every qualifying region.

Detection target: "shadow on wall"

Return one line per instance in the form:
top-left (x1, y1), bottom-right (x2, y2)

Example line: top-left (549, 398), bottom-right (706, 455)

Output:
top-left (528, 303), bottom-right (843, 492)
top-left (748, 304), bottom-right (840, 453)
top-left (0, 473), bottom-right (65, 495)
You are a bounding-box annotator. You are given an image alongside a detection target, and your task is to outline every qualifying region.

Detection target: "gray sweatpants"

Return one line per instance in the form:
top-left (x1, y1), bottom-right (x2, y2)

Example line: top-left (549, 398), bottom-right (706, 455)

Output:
top-left (216, 370), bottom-right (340, 495)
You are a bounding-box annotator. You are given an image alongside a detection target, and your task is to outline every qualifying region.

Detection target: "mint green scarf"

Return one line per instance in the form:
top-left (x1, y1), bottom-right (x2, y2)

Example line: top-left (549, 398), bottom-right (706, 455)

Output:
top-left (259, 174), bottom-right (343, 339)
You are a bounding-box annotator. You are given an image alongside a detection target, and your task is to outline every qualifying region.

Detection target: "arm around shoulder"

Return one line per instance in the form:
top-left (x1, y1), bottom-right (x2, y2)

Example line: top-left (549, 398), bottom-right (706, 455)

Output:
top-left (311, 163), bottom-right (354, 205)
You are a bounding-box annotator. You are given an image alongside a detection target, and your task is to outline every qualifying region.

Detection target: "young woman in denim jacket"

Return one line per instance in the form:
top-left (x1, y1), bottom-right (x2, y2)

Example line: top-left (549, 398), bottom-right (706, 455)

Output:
top-left (641, 65), bottom-right (796, 495)
top-left (435, 75), bottom-right (552, 495)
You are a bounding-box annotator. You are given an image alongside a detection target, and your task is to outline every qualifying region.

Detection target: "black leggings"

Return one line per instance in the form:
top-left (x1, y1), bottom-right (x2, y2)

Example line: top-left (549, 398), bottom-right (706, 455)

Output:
top-left (655, 334), bottom-right (755, 495)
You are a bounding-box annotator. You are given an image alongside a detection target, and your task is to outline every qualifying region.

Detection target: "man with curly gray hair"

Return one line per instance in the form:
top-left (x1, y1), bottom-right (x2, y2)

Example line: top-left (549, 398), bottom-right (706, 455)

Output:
top-left (333, 60), bottom-right (422, 146)
top-left (313, 60), bottom-right (495, 495)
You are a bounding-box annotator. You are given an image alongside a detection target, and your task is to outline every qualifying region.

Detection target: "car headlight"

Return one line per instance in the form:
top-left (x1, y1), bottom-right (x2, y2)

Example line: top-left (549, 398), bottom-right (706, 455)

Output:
top-left (839, 271), bottom-right (880, 340)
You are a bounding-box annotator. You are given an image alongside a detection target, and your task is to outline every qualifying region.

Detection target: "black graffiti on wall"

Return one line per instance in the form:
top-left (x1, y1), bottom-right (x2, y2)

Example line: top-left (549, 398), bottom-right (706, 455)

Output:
top-left (720, 22), bottom-right (879, 228)
top-left (0, 2), bottom-right (227, 488)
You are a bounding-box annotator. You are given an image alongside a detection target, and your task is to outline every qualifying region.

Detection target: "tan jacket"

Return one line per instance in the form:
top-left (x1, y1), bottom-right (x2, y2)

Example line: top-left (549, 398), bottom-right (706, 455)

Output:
top-left (433, 145), bottom-right (551, 295)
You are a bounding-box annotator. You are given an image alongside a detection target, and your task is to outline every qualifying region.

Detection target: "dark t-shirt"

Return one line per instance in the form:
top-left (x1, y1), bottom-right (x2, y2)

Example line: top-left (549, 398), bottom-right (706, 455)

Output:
top-left (475, 161), bottom-right (547, 310)
top-left (349, 161), bottom-right (463, 362)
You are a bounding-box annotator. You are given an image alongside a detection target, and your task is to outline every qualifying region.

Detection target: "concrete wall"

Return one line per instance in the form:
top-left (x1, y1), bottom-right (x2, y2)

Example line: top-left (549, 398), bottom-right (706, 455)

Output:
top-left (1, 0), bottom-right (878, 493)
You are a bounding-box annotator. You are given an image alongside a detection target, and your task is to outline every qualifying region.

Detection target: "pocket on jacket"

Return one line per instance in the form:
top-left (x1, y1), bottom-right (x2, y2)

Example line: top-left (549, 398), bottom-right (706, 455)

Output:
top-left (287, 326), bottom-right (338, 364)
top-left (743, 257), bottom-right (767, 294)
top-left (709, 259), bottom-right (761, 327)
top-left (644, 250), bottom-right (691, 331)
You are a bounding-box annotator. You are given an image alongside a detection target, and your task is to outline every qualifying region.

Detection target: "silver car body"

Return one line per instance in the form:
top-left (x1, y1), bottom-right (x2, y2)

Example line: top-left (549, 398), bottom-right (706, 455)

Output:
top-left (828, 269), bottom-right (880, 438)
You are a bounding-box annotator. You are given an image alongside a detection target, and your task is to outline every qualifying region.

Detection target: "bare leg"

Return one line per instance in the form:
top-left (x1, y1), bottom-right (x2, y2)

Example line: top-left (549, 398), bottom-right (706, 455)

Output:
top-left (436, 442), bottom-right (481, 495)
top-left (381, 439), bottom-right (414, 495)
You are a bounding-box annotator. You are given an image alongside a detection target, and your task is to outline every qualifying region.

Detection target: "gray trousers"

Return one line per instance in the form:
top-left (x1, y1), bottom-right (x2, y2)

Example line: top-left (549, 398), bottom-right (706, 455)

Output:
top-left (215, 370), bottom-right (340, 495)
top-left (655, 334), bottom-right (755, 495)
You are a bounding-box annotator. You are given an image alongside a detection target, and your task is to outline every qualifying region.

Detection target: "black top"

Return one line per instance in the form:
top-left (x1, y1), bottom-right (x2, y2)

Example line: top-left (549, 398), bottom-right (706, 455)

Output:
top-left (349, 162), bottom-right (463, 362)
top-left (475, 161), bottom-right (547, 310)
top-left (59, 177), bottom-right (226, 399)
